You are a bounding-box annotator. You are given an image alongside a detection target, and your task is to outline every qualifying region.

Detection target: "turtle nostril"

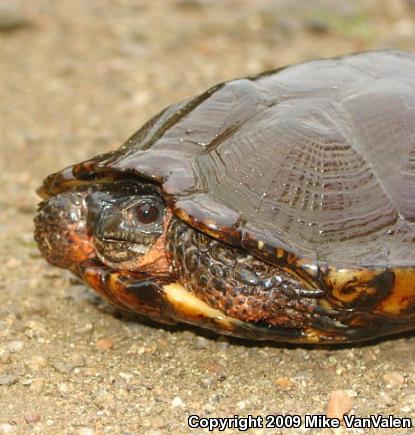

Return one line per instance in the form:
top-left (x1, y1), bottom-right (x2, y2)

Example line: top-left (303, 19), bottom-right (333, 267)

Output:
top-left (34, 192), bottom-right (94, 269)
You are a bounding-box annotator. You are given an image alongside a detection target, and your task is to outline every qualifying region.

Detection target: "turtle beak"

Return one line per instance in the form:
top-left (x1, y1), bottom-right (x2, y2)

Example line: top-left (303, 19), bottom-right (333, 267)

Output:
top-left (34, 192), bottom-right (95, 269)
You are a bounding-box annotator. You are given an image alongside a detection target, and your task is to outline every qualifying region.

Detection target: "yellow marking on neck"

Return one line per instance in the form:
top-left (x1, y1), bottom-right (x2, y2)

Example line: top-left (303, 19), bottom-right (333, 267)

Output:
top-left (163, 282), bottom-right (235, 330)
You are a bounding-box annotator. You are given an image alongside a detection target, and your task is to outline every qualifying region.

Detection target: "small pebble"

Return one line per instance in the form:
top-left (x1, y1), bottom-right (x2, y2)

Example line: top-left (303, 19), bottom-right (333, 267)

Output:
top-left (5, 315), bottom-right (17, 326)
top-left (216, 337), bottom-right (230, 350)
top-left (77, 323), bottom-right (94, 334)
top-left (78, 428), bottom-right (96, 435)
top-left (0, 374), bottom-right (18, 386)
top-left (24, 320), bottom-right (46, 338)
top-left (402, 389), bottom-right (415, 407)
top-left (94, 392), bottom-right (115, 409)
top-left (4, 258), bottom-right (21, 269)
top-left (171, 396), bottom-right (185, 408)
top-left (8, 340), bottom-right (24, 353)
top-left (193, 336), bottom-right (209, 350)
top-left (52, 361), bottom-right (74, 374)
top-left (27, 355), bottom-right (47, 370)
top-left (95, 338), bottom-right (113, 351)
top-left (69, 354), bottom-right (86, 368)
top-left (198, 374), bottom-right (216, 388)
top-left (237, 400), bottom-right (247, 410)
top-left (58, 382), bottom-right (71, 394)
top-left (29, 378), bottom-right (45, 393)
top-left (326, 390), bottom-right (353, 420)
top-left (306, 18), bottom-right (331, 34)
top-left (52, 354), bottom-right (85, 373)
top-left (24, 411), bottom-right (40, 424)
top-left (119, 372), bottom-right (133, 382)
top-left (0, 349), bottom-right (10, 364)
top-left (0, 423), bottom-right (16, 434)
top-left (209, 393), bottom-right (220, 404)
top-left (217, 372), bottom-right (227, 382)
top-left (378, 390), bottom-right (394, 406)
top-left (275, 377), bottom-right (296, 390)
top-left (383, 371), bottom-right (405, 387)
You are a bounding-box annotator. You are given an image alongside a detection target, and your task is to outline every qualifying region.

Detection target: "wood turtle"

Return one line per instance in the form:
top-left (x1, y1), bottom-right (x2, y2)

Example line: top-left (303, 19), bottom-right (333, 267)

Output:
top-left (34, 50), bottom-right (415, 343)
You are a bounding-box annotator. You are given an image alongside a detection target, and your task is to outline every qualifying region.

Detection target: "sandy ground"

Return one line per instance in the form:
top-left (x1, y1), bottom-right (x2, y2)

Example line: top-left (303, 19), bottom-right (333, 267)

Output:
top-left (1, 0), bottom-right (415, 434)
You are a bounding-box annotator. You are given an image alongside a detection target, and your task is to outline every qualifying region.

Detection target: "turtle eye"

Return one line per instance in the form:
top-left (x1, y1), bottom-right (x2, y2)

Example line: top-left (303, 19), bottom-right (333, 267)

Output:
top-left (130, 197), bottom-right (164, 233)
top-left (87, 191), bottom-right (165, 243)
top-left (136, 203), bottom-right (160, 225)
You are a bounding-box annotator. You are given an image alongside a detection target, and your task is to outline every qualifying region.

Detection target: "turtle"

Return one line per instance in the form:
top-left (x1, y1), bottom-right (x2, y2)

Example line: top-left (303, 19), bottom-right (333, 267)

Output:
top-left (34, 50), bottom-right (415, 344)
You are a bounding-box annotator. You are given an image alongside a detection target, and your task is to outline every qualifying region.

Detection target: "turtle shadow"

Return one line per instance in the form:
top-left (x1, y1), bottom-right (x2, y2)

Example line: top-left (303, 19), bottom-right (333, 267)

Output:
top-left (103, 301), bottom-right (415, 351)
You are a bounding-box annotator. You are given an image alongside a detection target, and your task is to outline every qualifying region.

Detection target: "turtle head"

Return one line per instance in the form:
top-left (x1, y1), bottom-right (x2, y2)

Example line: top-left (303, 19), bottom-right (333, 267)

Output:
top-left (34, 180), bottom-right (172, 276)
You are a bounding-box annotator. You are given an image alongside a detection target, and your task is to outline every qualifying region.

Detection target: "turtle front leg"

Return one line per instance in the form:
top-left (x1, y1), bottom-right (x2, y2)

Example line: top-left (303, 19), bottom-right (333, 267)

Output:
top-left (72, 258), bottom-right (325, 342)
top-left (72, 259), bottom-right (177, 325)
top-left (167, 220), bottom-right (358, 342)
top-left (71, 259), bottom-right (263, 336)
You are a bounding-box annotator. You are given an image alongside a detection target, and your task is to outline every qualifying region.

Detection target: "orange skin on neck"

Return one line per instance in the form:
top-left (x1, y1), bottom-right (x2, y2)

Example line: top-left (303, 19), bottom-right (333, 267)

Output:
top-left (65, 222), bottom-right (95, 263)
top-left (132, 209), bottom-right (172, 276)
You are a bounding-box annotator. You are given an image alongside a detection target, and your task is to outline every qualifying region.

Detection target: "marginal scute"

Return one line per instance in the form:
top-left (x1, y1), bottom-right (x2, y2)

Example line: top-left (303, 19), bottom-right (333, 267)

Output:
top-left (173, 195), bottom-right (242, 244)
top-left (374, 269), bottom-right (415, 316)
top-left (112, 149), bottom-right (196, 195)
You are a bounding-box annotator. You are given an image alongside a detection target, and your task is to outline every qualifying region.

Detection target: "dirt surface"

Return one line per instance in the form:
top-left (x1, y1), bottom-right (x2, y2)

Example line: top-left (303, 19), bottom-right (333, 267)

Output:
top-left (1, 0), bottom-right (415, 434)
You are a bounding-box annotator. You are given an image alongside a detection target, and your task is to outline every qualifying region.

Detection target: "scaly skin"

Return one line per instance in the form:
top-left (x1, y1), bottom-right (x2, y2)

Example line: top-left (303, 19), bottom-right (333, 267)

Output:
top-left (168, 218), bottom-right (324, 328)
top-left (34, 188), bottom-right (415, 343)
top-left (167, 219), bottom-right (415, 342)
